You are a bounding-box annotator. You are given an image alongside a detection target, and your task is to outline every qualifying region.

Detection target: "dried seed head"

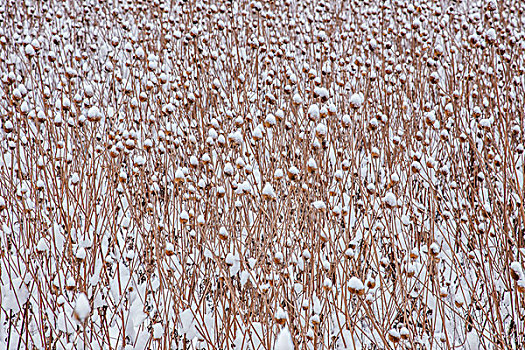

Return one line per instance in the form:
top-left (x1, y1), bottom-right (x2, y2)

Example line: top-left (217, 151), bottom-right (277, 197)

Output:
top-left (348, 277), bottom-right (365, 295)
top-left (388, 329), bottom-right (401, 343)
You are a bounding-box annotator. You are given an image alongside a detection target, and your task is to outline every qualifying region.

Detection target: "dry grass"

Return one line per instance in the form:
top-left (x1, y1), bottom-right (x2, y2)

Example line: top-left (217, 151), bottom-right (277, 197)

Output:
top-left (0, 0), bottom-right (524, 349)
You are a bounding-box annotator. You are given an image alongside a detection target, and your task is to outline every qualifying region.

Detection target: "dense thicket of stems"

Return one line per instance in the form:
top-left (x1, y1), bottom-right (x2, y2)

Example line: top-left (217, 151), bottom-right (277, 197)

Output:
top-left (0, 0), bottom-right (524, 349)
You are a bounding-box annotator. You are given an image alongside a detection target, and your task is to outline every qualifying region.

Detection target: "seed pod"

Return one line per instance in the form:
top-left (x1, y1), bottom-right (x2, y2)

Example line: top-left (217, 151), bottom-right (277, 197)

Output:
top-left (510, 262), bottom-right (523, 281)
top-left (348, 277), bottom-right (365, 295)
top-left (218, 226), bottom-right (228, 241)
top-left (166, 243), bottom-right (175, 256)
top-left (388, 329), bottom-right (400, 343)
top-left (517, 280), bottom-right (525, 293)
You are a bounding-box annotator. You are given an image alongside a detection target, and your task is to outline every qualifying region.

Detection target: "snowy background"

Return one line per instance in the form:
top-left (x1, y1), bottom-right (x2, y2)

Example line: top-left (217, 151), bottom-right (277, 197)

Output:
top-left (0, 0), bottom-right (524, 349)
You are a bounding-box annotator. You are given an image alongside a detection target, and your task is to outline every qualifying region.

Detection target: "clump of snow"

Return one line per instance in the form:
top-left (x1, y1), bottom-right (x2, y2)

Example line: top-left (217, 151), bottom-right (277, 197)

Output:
top-left (307, 158), bottom-right (318, 171)
top-left (179, 309), bottom-right (195, 335)
top-left (87, 106), bottom-right (102, 121)
top-left (174, 167), bottom-right (185, 182)
top-left (388, 329), bottom-right (400, 342)
top-left (312, 200), bottom-right (326, 211)
top-left (315, 123), bottom-right (327, 138)
top-left (262, 182), bottom-right (277, 200)
top-left (308, 104), bottom-right (320, 120)
top-left (36, 238), bottom-right (49, 253)
top-left (152, 323), bottom-right (164, 339)
top-left (314, 87), bottom-right (329, 100)
top-left (486, 28), bottom-right (496, 42)
top-left (275, 307), bottom-right (288, 323)
top-left (293, 93), bottom-right (303, 104)
top-left (510, 262), bottom-right (523, 280)
top-left (74, 293), bottom-right (91, 322)
top-left (134, 155), bottom-right (146, 166)
top-left (348, 277), bottom-right (365, 295)
top-left (350, 92), bottom-right (364, 108)
top-left (383, 192), bottom-right (397, 208)
top-left (274, 327), bottom-right (293, 350)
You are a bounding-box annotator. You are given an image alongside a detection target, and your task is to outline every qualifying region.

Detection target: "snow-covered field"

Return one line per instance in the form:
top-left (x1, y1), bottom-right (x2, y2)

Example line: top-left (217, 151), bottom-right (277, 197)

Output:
top-left (1, 0), bottom-right (525, 349)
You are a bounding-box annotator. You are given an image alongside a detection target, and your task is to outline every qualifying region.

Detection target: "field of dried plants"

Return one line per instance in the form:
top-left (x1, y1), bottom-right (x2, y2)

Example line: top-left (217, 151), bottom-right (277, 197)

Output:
top-left (1, 0), bottom-right (525, 349)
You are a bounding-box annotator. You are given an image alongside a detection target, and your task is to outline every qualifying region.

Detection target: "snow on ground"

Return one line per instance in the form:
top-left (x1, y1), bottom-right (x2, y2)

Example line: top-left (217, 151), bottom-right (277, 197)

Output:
top-left (0, 0), bottom-right (525, 349)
